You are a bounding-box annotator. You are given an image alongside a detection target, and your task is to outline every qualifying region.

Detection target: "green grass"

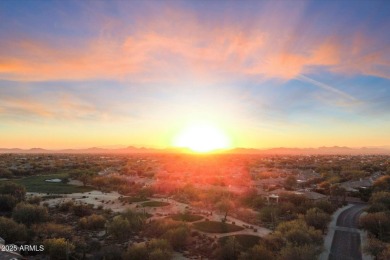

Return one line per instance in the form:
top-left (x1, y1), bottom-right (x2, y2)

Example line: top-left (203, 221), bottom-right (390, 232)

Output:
top-left (219, 235), bottom-right (261, 249)
top-left (193, 221), bottom-right (244, 233)
top-left (141, 201), bottom-right (170, 207)
top-left (119, 196), bottom-right (149, 203)
top-left (171, 213), bottom-right (203, 222)
top-left (5, 173), bottom-right (93, 194)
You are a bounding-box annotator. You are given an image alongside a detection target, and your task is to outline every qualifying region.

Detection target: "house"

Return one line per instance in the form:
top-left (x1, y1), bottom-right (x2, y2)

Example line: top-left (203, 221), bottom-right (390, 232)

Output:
top-left (296, 190), bottom-right (328, 201)
top-left (340, 178), bottom-right (373, 192)
top-left (264, 188), bottom-right (328, 203)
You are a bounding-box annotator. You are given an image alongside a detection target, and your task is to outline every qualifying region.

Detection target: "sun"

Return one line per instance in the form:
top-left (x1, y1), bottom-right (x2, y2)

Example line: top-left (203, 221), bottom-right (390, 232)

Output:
top-left (173, 123), bottom-right (232, 153)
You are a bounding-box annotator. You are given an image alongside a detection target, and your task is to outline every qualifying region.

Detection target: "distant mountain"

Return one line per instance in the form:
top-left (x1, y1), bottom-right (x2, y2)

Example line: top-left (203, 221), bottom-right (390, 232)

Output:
top-left (0, 146), bottom-right (389, 155)
top-left (230, 146), bottom-right (390, 155)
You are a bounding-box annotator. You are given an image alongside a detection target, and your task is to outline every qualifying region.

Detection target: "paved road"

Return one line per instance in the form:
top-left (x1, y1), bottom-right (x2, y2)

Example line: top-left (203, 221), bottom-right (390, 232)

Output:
top-left (336, 204), bottom-right (366, 228)
top-left (329, 204), bottom-right (366, 260)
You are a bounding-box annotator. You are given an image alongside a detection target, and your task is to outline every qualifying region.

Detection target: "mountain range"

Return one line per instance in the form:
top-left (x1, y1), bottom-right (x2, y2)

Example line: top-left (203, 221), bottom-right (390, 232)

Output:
top-left (0, 146), bottom-right (390, 155)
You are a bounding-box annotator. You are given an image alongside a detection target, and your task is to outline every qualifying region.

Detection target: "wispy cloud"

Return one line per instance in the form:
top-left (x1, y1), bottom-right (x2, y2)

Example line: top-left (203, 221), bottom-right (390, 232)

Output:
top-left (0, 3), bottom-right (389, 83)
top-left (0, 93), bottom-right (107, 121)
top-left (297, 74), bottom-right (359, 104)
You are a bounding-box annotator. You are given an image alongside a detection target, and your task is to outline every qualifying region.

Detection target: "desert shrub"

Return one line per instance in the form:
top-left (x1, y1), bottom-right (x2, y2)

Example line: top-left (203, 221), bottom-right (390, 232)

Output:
top-left (73, 204), bottom-right (93, 217)
top-left (27, 196), bottom-right (42, 205)
top-left (163, 225), bottom-right (190, 250)
top-left (99, 245), bottom-right (123, 260)
top-left (32, 223), bottom-right (73, 239)
top-left (0, 182), bottom-right (25, 201)
top-left (59, 201), bottom-right (74, 212)
top-left (107, 215), bottom-right (132, 240)
top-left (123, 239), bottom-right (172, 260)
top-left (12, 202), bottom-right (48, 226)
top-left (79, 214), bottom-right (106, 230)
top-left (0, 194), bottom-right (17, 211)
top-left (279, 244), bottom-right (320, 260)
top-left (43, 238), bottom-right (75, 260)
top-left (121, 208), bottom-right (148, 231)
top-left (0, 216), bottom-right (28, 242)
top-left (123, 243), bottom-right (148, 260)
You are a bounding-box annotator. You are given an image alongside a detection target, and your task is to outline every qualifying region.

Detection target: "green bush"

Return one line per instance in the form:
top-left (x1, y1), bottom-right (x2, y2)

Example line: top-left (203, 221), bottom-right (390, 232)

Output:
top-left (12, 202), bottom-right (48, 226)
top-left (0, 182), bottom-right (25, 201)
top-left (43, 238), bottom-right (75, 260)
top-left (163, 226), bottom-right (190, 250)
top-left (123, 243), bottom-right (149, 260)
top-left (79, 214), bottom-right (106, 230)
top-left (107, 215), bottom-right (132, 239)
top-left (59, 201), bottom-right (74, 212)
top-left (32, 223), bottom-right (73, 239)
top-left (72, 204), bottom-right (92, 217)
top-left (123, 239), bottom-right (172, 260)
top-left (121, 208), bottom-right (149, 231)
top-left (0, 194), bottom-right (17, 211)
top-left (0, 216), bottom-right (28, 243)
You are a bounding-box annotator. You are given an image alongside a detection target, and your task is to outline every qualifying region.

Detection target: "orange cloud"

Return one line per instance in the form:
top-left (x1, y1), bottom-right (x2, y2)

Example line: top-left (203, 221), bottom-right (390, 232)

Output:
top-left (0, 5), bottom-right (389, 82)
top-left (0, 93), bottom-right (108, 121)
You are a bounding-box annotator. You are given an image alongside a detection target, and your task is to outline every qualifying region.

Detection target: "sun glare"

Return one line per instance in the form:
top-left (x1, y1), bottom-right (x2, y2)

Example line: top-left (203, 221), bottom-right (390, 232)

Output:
top-left (173, 123), bottom-right (232, 153)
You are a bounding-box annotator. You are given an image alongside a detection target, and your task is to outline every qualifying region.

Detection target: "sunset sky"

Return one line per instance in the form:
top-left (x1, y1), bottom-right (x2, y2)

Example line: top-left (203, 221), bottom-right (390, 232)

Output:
top-left (1, 0), bottom-right (390, 149)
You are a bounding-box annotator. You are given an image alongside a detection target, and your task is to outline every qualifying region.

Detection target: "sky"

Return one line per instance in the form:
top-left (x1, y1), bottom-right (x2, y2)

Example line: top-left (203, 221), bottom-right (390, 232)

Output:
top-left (0, 0), bottom-right (390, 149)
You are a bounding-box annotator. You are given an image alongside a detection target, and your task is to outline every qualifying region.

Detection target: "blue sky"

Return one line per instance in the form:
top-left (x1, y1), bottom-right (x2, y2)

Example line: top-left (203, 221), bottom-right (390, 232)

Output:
top-left (0, 0), bottom-right (389, 149)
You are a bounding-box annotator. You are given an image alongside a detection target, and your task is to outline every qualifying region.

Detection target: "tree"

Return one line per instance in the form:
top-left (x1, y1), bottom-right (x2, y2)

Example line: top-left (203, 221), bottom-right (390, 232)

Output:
top-left (163, 226), bottom-right (190, 250)
top-left (123, 243), bottom-right (149, 260)
top-left (279, 244), bottom-right (320, 260)
top-left (260, 206), bottom-right (280, 226)
top-left (379, 245), bottom-right (390, 260)
top-left (27, 195), bottom-right (42, 205)
top-left (0, 216), bottom-right (28, 243)
top-left (32, 223), bottom-right (73, 239)
top-left (72, 204), bottom-right (92, 217)
top-left (99, 245), bottom-right (122, 260)
top-left (360, 212), bottom-right (390, 240)
top-left (148, 239), bottom-right (173, 260)
top-left (370, 191), bottom-right (390, 208)
top-left (284, 176), bottom-right (297, 190)
top-left (276, 218), bottom-right (322, 247)
top-left (0, 168), bottom-right (13, 178)
top-left (373, 176), bottom-right (390, 192)
top-left (107, 215), bottom-right (132, 240)
top-left (330, 184), bottom-right (346, 204)
top-left (239, 244), bottom-right (274, 260)
top-left (241, 188), bottom-right (265, 209)
top-left (0, 182), bottom-right (25, 201)
top-left (79, 173), bottom-right (92, 187)
top-left (313, 200), bottom-right (335, 214)
top-left (79, 214), bottom-right (106, 230)
top-left (364, 237), bottom-right (387, 259)
top-left (121, 208), bottom-right (148, 231)
top-left (144, 219), bottom-right (183, 237)
top-left (69, 170), bottom-right (94, 187)
top-left (0, 194), bottom-right (17, 211)
top-left (215, 236), bottom-right (242, 260)
top-left (304, 208), bottom-right (331, 233)
top-left (123, 239), bottom-right (172, 260)
top-left (12, 202), bottom-right (48, 226)
top-left (216, 199), bottom-right (234, 222)
top-left (44, 238), bottom-right (75, 260)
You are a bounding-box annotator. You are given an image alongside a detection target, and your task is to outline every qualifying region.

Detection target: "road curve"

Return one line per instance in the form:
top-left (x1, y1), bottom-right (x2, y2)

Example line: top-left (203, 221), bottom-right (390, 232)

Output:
top-left (328, 204), bottom-right (366, 260)
top-left (336, 204), bottom-right (366, 228)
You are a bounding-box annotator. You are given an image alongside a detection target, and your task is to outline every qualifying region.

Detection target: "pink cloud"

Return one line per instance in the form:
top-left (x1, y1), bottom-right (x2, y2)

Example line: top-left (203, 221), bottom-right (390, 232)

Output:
top-left (0, 5), bottom-right (389, 82)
